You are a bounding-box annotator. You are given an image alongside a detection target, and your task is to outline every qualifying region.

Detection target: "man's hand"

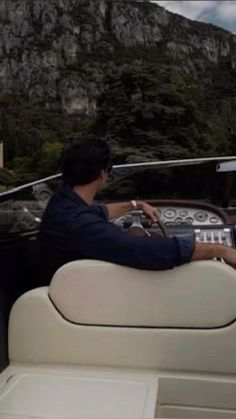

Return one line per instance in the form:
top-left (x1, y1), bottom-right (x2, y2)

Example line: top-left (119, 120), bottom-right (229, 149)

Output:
top-left (139, 202), bottom-right (160, 223)
top-left (222, 246), bottom-right (236, 269)
top-left (106, 201), bottom-right (160, 221)
top-left (192, 243), bottom-right (236, 270)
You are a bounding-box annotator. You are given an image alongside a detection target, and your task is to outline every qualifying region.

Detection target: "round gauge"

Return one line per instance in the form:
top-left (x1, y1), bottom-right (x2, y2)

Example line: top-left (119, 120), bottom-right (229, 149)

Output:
top-left (175, 217), bottom-right (183, 225)
top-left (186, 217), bottom-right (193, 225)
top-left (179, 210), bottom-right (188, 217)
top-left (195, 211), bottom-right (208, 223)
top-left (210, 216), bottom-right (219, 224)
top-left (164, 208), bottom-right (176, 219)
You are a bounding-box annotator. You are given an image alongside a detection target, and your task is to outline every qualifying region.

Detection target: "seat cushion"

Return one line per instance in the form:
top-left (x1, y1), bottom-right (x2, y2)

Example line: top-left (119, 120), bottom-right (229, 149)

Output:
top-left (49, 260), bottom-right (236, 328)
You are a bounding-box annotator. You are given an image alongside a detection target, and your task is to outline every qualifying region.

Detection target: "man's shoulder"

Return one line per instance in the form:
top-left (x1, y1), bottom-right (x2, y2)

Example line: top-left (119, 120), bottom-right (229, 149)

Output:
top-left (42, 186), bottom-right (107, 224)
top-left (47, 186), bottom-right (84, 209)
top-left (41, 186), bottom-right (81, 226)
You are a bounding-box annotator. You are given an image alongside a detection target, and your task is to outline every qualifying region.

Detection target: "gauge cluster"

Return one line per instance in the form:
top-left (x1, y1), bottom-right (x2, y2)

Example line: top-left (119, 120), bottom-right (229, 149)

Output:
top-left (159, 207), bottom-right (223, 226)
top-left (113, 206), bottom-right (224, 229)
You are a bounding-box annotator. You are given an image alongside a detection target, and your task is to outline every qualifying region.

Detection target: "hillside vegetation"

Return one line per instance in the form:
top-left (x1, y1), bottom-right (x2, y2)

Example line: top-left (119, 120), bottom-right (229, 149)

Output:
top-left (0, 0), bottom-right (236, 185)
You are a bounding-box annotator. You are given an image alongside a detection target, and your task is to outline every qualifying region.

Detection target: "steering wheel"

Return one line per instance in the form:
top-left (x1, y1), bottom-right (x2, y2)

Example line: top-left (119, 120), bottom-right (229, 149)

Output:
top-left (127, 210), bottom-right (168, 238)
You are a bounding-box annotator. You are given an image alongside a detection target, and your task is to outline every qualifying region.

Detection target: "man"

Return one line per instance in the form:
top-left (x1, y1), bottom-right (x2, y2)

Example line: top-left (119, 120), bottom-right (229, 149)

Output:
top-left (40, 138), bottom-right (236, 283)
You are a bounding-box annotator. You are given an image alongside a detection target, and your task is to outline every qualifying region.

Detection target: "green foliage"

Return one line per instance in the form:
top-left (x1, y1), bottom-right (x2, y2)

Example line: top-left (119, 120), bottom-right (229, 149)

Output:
top-left (0, 168), bottom-right (15, 188)
top-left (0, 52), bottom-right (236, 187)
top-left (94, 62), bottom-right (228, 162)
top-left (8, 157), bottom-right (37, 185)
top-left (0, 93), bottom-right (94, 185)
top-left (36, 142), bottom-right (63, 178)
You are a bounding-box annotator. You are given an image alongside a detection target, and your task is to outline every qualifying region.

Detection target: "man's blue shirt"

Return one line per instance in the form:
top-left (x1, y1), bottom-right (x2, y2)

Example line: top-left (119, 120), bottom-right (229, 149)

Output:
top-left (39, 185), bottom-right (195, 282)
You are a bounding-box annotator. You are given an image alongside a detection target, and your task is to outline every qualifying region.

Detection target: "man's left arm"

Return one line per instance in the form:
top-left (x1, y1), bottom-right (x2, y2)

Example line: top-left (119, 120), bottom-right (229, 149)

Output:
top-left (106, 201), bottom-right (160, 223)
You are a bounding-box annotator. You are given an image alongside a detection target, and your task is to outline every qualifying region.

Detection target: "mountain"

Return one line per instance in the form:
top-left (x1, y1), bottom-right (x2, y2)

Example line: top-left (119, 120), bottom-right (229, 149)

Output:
top-left (0, 0), bottom-right (236, 184)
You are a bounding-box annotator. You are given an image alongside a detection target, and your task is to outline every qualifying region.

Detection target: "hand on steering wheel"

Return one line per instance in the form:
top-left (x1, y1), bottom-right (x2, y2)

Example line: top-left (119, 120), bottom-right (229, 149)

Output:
top-left (139, 202), bottom-right (160, 223)
top-left (137, 202), bottom-right (167, 237)
top-left (128, 210), bottom-right (167, 238)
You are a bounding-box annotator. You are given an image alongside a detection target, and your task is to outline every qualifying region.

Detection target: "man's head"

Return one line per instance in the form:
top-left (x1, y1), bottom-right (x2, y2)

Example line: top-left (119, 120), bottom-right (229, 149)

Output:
top-left (62, 138), bottom-right (111, 189)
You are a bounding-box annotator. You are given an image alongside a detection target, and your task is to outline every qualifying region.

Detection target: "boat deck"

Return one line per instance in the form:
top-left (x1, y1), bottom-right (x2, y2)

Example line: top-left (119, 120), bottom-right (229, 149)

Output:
top-left (0, 364), bottom-right (158, 419)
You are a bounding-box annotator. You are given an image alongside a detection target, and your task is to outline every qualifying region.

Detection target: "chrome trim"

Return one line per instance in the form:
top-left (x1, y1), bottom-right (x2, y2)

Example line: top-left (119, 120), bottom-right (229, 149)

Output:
top-left (114, 156), bottom-right (236, 169)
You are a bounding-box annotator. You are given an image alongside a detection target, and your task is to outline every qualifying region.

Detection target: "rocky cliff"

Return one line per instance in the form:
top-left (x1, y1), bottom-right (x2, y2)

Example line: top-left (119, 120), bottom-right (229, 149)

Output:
top-left (1, 0), bottom-right (236, 183)
top-left (0, 0), bottom-right (236, 114)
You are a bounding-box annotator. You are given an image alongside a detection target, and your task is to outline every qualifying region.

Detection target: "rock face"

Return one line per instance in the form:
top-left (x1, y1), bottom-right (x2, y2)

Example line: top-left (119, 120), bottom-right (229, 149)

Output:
top-left (0, 0), bottom-right (236, 115)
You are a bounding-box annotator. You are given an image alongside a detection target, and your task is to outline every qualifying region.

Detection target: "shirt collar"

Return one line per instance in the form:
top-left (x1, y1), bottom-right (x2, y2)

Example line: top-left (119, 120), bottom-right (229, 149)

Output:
top-left (61, 184), bottom-right (88, 206)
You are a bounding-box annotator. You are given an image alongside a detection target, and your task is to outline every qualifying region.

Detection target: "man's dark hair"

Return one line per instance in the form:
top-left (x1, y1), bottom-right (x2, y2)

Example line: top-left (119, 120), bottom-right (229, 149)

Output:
top-left (62, 138), bottom-right (111, 187)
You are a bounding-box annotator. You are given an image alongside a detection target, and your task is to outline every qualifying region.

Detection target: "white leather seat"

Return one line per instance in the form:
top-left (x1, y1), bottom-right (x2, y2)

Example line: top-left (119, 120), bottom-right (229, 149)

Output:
top-left (49, 259), bottom-right (236, 328)
top-left (9, 260), bottom-right (236, 373)
top-left (7, 261), bottom-right (236, 416)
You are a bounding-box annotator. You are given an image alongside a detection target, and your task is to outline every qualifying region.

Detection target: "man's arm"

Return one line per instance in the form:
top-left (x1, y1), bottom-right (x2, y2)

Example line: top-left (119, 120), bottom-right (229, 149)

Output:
top-left (73, 210), bottom-right (236, 271)
top-left (192, 243), bottom-right (236, 269)
top-left (106, 201), bottom-right (160, 222)
top-left (71, 210), bottom-right (195, 270)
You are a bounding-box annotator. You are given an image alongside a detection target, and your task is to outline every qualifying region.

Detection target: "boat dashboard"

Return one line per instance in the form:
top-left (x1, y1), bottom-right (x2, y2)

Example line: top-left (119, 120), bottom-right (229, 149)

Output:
top-left (113, 200), bottom-right (234, 247)
top-left (0, 198), bottom-right (234, 250)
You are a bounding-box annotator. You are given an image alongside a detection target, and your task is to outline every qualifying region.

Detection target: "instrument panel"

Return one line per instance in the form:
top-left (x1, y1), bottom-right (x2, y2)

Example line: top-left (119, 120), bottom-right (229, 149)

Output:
top-left (112, 203), bottom-right (234, 248)
top-left (159, 206), bottom-right (223, 226)
top-left (114, 205), bottom-right (225, 228)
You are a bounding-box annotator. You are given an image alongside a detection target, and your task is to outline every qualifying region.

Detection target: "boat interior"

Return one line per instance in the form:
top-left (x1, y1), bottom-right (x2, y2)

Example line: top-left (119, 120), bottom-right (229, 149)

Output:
top-left (1, 157), bottom-right (236, 418)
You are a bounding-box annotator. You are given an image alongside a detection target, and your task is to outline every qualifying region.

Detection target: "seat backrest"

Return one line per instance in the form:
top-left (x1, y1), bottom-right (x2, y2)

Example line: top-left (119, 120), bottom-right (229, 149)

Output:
top-left (9, 260), bottom-right (236, 372)
top-left (49, 259), bottom-right (236, 328)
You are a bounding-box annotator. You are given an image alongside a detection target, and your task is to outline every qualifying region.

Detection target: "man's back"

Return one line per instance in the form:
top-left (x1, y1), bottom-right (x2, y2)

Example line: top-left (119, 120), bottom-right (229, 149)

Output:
top-left (40, 185), bottom-right (109, 283)
top-left (40, 185), bottom-right (194, 283)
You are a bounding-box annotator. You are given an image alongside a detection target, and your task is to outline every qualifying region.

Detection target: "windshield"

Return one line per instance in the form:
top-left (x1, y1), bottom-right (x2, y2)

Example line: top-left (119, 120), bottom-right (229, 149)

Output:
top-left (101, 164), bottom-right (215, 201)
top-left (1, 157), bottom-right (236, 239)
top-left (99, 160), bottom-right (235, 206)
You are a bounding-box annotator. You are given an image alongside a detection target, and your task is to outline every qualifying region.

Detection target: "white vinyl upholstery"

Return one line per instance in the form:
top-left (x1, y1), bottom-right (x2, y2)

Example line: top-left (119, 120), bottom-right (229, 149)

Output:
top-left (49, 260), bottom-right (236, 328)
top-left (0, 367), bottom-right (157, 419)
top-left (8, 286), bottom-right (236, 373)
